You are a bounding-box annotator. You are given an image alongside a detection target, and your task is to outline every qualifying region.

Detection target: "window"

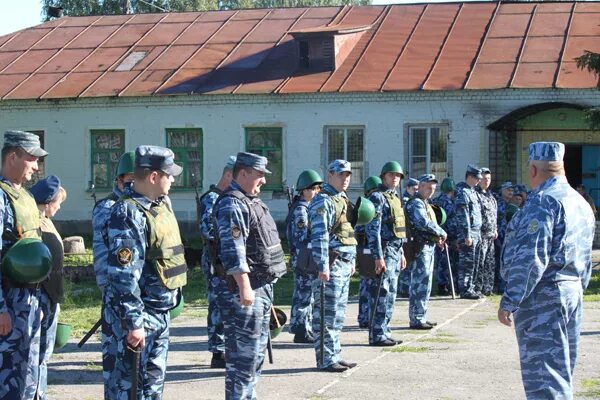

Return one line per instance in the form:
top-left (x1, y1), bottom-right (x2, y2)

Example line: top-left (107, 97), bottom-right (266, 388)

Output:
top-left (91, 129), bottom-right (125, 189)
top-left (408, 126), bottom-right (448, 178)
top-left (245, 127), bottom-right (283, 191)
top-left (326, 126), bottom-right (364, 186)
top-left (25, 131), bottom-right (45, 188)
top-left (166, 128), bottom-right (203, 189)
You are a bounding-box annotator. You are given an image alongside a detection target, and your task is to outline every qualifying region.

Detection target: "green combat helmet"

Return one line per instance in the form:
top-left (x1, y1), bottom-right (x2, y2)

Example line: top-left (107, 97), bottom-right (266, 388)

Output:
top-left (352, 197), bottom-right (376, 226)
top-left (380, 161), bottom-right (405, 177)
top-left (116, 151), bottom-right (135, 177)
top-left (296, 169), bottom-right (323, 191)
top-left (431, 204), bottom-right (447, 225)
top-left (269, 307), bottom-right (287, 338)
top-left (440, 178), bottom-right (456, 194)
top-left (2, 238), bottom-right (52, 284)
top-left (506, 203), bottom-right (520, 222)
top-left (363, 176), bottom-right (382, 196)
top-left (170, 295), bottom-right (185, 320)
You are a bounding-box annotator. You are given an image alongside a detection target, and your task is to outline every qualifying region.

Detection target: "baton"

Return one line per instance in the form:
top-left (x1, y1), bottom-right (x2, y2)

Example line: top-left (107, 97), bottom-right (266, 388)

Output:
top-left (128, 345), bottom-right (141, 400)
top-left (320, 281), bottom-right (325, 367)
top-left (445, 243), bottom-right (456, 300)
top-left (267, 330), bottom-right (274, 364)
top-left (78, 318), bottom-right (102, 348)
top-left (369, 272), bottom-right (384, 339)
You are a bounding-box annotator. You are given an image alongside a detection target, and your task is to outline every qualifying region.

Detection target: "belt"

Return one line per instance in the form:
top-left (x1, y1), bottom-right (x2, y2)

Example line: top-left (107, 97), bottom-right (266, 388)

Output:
top-left (2, 280), bottom-right (42, 290)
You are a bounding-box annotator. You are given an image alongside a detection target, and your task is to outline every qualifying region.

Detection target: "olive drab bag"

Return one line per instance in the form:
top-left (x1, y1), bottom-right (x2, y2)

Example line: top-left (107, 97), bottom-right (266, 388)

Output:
top-left (0, 181), bottom-right (42, 241)
top-left (125, 198), bottom-right (188, 290)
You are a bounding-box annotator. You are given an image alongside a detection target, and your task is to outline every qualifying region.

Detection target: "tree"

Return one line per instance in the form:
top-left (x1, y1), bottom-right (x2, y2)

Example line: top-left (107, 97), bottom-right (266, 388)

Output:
top-left (41, 0), bottom-right (370, 20)
top-left (575, 51), bottom-right (600, 130)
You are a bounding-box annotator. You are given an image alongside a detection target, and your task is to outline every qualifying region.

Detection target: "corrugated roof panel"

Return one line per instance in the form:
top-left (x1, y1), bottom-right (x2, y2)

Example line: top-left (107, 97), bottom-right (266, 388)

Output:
top-left (75, 47), bottom-right (129, 72)
top-left (159, 68), bottom-right (213, 94)
top-left (528, 12), bottom-right (569, 36)
top-left (59, 16), bottom-right (102, 27)
top-left (94, 15), bottom-right (134, 26)
top-left (129, 46), bottom-right (167, 70)
top-left (574, 3), bottom-right (600, 12)
top-left (42, 71), bottom-right (103, 98)
top-left (556, 61), bottom-right (599, 88)
top-left (279, 71), bottom-right (332, 93)
top-left (209, 19), bottom-right (259, 44)
top-left (337, 5), bottom-right (385, 25)
top-left (269, 8), bottom-right (307, 19)
top-left (487, 13), bottom-right (530, 38)
top-left (193, 69), bottom-right (242, 93)
top-left (343, 5), bottom-right (425, 92)
top-left (147, 45), bottom-right (199, 69)
top-left (231, 9), bottom-right (269, 20)
top-left (222, 43), bottom-right (274, 69)
top-left (38, 48), bottom-right (92, 73)
top-left (200, 10), bottom-right (236, 22)
top-left (4, 72), bottom-right (65, 100)
top-left (466, 62), bottom-right (514, 89)
top-left (569, 11), bottom-right (600, 36)
top-left (174, 21), bottom-right (224, 46)
top-left (383, 4), bottom-right (460, 91)
top-left (536, 2), bottom-right (573, 13)
top-left (521, 36), bottom-right (564, 63)
top-left (498, 3), bottom-right (535, 14)
top-left (138, 22), bottom-right (190, 46)
top-left (103, 24), bottom-right (154, 47)
top-left (478, 38), bottom-right (522, 63)
top-left (235, 77), bottom-right (286, 94)
top-left (0, 33), bottom-right (14, 48)
top-left (512, 62), bottom-right (557, 87)
top-left (83, 71), bottom-right (140, 97)
top-left (3, 49), bottom-right (58, 74)
top-left (0, 74), bottom-right (28, 97)
top-left (184, 43), bottom-right (237, 69)
top-left (162, 12), bottom-right (202, 23)
top-left (32, 26), bottom-right (87, 50)
top-left (245, 18), bottom-right (295, 43)
top-left (0, 51), bottom-right (24, 70)
top-left (1, 28), bottom-right (52, 51)
top-left (126, 13), bottom-right (165, 24)
top-left (66, 25), bottom-right (121, 49)
top-left (287, 17), bottom-right (335, 31)
top-left (424, 2), bottom-right (496, 90)
top-left (121, 69), bottom-right (174, 96)
top-left (562, 36), bottom-right (600, 62)
top-left (303, 7), bottom-right (342, 18)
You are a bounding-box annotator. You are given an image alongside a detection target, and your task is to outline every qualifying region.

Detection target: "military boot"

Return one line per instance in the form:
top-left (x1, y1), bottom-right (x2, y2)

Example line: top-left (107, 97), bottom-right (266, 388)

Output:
top-left (210, 352), bottom-right (226, 368)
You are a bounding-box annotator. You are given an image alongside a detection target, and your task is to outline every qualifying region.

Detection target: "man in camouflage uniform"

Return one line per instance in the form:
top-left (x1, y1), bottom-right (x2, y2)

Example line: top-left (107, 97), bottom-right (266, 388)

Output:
top-left (405, 174), bottom-right (447, 329)
top-left (286, 169), bottom-right (322, 343)
top-left (213, 152), bottom-right (286, 399)
top-left (454, 164), bottom-right (483, 299)
top-left (0, 131), bottom-right (47, 400)
top-left (198, 155), bottom-right (236, 368)
top-left (357, 175), bottom-right (382, 329)
top-left (399, 177), bottom-right (419, 297)
top-left (309, 160), bottom-right (357, 372)
top-left (499, 142), bottom-right (595, 399)
top-left (364, 162), bottom-right (407, 345)
top-left (103, 145), bottom-right (186, 399)
top-left (432, 177), bottom-right (457, 296)
top-left (494, 181), bottom-right (513, 294)
top-left (93, 151), bottom-right (135, 294)
top-left (475, 168), bottom-right (497, 296)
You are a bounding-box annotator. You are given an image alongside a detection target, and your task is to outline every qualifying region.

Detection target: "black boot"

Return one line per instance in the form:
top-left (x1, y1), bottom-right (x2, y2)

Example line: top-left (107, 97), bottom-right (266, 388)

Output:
top-left (210, 352), bottom-right (226, 368)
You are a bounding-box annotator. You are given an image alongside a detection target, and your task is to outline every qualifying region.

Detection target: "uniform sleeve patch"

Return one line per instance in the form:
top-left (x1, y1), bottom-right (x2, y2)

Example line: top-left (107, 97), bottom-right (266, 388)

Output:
top-left (117, 248), bottom-right (133, 266)
top-left (527, 219), bottom-right (539, 234)
top-left (317, 207), bottom-right (326, 216)
top-left (231, 226), bottom-right (242, 239)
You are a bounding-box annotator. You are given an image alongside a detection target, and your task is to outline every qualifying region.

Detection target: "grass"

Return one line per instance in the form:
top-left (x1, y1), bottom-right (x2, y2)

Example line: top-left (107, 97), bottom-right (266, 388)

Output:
top-left (579, 378), bottom-right (600, 398)
top-left (418, 337), bottom-right (460, 344)
top-left (584, 271), bottom-right (600, 302)
top-left (384, 345), bottom-right (429, 353)
top-left (63, 249), bottom-right (93, 268)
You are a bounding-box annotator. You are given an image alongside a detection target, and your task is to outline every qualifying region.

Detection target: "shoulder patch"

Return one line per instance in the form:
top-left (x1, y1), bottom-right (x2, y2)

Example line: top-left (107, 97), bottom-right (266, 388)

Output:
top-left (317, 207), bottom-right (326, 216)
top-left (231, 226), bottom-right (242, 239)
top-left (117, 248), bottom-right (133, 266)
top-left (527, 219), bottom-right (539, 234)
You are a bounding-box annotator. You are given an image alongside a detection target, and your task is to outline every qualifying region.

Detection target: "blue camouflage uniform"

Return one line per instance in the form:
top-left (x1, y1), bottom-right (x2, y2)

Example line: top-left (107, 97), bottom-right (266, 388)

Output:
top-left (287, 196), bottom-right (317, 338)
top-left (405, 178), bottom-right (446, 327)
top-left (199, 185), bottom-right (225, 356)
top-left (501, 142), bottom-right (595, 400)
top-left (365, 185), bottom-right (405, 344)
top-left (355, 224), bottom-right (369, 328)
top-left (399, 178), bottom-right (418, 296)
top-left (454, 172), bottom-right (483, 297)
top-left (475, 184), bottom-right (497, 296)
top-left (432, 192), bottom-right (457, 292)
top-left (494, 181), bottom-right (513, 294)
top-left (310, 178), bottom-right (357, 369)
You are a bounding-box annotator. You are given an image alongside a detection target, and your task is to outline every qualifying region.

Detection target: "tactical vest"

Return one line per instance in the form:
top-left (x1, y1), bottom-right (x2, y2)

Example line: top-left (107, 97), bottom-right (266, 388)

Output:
top-left (221, 190), bottom-right (287, 283)
top-left (0, 181), bottom-right (41, 241)
top-left (125, 198), bottom-right (187, 290)
top-left (405, 197), bottom-right (438, 242)
top-left (321, 188), bottom-right (357, 246)
top-left (381, 191), bottom-right (406, 239)
top-left (425, 201), bottom-right (437, 223)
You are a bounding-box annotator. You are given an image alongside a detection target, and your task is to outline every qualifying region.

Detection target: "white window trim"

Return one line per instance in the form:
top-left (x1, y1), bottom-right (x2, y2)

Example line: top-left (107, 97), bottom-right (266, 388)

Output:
top-left (324, 125), bottom-right (366, 188)
top-left (406, 124), bottom-right (449, 178)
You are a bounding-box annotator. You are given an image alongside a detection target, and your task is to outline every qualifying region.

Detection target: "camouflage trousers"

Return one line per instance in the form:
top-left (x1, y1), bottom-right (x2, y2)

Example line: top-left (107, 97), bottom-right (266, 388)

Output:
top-left (398, 268), bottom-right (411, 295)
top-left (409, 244), bottom-right (435, 325)
top-left (38, 290), bottom-right (59, 400)
top-left (474, 237), bottom-right (495, 295)
top-left (366, 245), bottom-right (402, 343)
top-left (514, 281), bottom-right (582, 400)
top-left (434, 242), bottom-right (458, 292)
top-left (215, 279), bottom-right (272, 400)
top-left (494, 240), bottom-right (506, 294)
top-left (312, 256), bottom-right (353, 369)
top-left (357, 278), bottom-right (369, 327)
top-left (202, 251), bottom-right (225, 354)
top-left (0, 287), bottom-right (42, 400)
top-left (289, 264), bottom-right (316, 336)
top-left (457, 236), bottom-right (481, 296)
top-left (102, 294), bottom-right (170, 400)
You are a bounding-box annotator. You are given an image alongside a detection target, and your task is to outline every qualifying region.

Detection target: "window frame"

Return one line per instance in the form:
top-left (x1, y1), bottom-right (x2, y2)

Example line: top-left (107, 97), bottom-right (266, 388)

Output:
top-left (324, 125), bottom-right (366, 188)
top-left (407, 124), bottom-right (449, 179)
top-left (244, 127), bottom-right (284, 191)
top-left (90, 129), bottom-right (125, 190)
top-left (165, 127), bottom-right (203, 192)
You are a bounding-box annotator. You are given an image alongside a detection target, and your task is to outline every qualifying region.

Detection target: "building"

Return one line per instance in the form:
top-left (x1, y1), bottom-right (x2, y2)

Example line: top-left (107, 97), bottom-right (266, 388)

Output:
top-left (0, 1), bottom-right (598, 234)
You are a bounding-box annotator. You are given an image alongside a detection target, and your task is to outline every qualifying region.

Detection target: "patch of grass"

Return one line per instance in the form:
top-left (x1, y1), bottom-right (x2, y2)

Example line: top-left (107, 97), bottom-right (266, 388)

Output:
top-left (85, 361), bottom-right (102, 371)
top-left (385, 345), bottom-right (428, 353)
top-left (63, 249), bottom-right (93, 267)
top-left (418, 337), bottom-right (460, 344)
top-left (436, 332), bottom-right (456, 337)
top-left (584, 271), bottom-right (600, 302)
top-left (579, 378), bottom-right (600, 398)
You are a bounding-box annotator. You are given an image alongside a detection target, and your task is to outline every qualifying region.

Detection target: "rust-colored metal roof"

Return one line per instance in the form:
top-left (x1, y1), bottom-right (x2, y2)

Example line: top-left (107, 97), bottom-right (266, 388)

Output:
top-left (0, 1), bottom-right (598, 100)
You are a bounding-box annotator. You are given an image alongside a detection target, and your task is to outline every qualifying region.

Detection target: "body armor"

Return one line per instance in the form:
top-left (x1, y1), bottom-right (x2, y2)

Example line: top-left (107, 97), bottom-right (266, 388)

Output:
top-left (0, 181), bottom-right (41, 241)
top-left (321, 188), bottom-right (357, 246)
top-left (381, 191), bottom-right (407, 239)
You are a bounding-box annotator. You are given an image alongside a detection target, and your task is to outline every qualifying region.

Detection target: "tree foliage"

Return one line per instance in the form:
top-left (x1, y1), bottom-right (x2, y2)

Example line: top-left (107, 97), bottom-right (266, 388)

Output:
top-left (41, 0), bottom-right (370, 20)
top-left (575, 50), bottom-right (600, 130)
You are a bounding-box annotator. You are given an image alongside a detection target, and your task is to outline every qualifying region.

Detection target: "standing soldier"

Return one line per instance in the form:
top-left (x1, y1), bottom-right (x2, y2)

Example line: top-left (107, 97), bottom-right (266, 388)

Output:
top-left (357, 176), bottom-right (382, 329)
top-left (494, 181), bottom-right (513, 294)
top-left (287, 169), bottom-right (323, 343)
top-left (213, 152), bottom-right (286, 399)
top-left (103, 145), bottom-right (187, 399)
top-left (454, 164), bottom-right (483, 299)
top-left (198, 155), bottom-right (236, 368)
top-left (475, 168), bottom-right (497, 296)
top-left (310, 160), bottom-right (358, 372)
top-left (399, 177), bottom-right (419, 297)
top-left (498, 142), bottom-right (595, 399)
top-left (364, 161), bottom-right (407, 345)
top-left (405, 174), bottom-right (447, 329)
top-left (92, 151), bottom-right (135, 294)
top-left (0, 131), bottom-right (47, 400)
top-left (432, 178), bottom-right (457, 296)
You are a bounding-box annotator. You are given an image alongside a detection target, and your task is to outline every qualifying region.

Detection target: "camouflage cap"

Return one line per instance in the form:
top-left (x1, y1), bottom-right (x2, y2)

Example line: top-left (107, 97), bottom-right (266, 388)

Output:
top-left (3, 130), bottom-right (48, 157)
top-left (235, 151), bottom-right (271, 174)
top-left (135, 145), bottom-right (183, 177)
top-left (499, 181), bottom-right (513, 191)
top-left (480, 167), bottom-right (491, 174)
top-left (466, 164), bottom-right (482, 179)
top-left (418, 174), bottom-right (438, 183)
top-left (328, 159), bottom-right (352, 174)
top-left (225, 155), bottom-right (237, 170)
top-left (406, 177), bottom-right (419, 187)
top-left (528, 141), bottom-right (565, 161)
